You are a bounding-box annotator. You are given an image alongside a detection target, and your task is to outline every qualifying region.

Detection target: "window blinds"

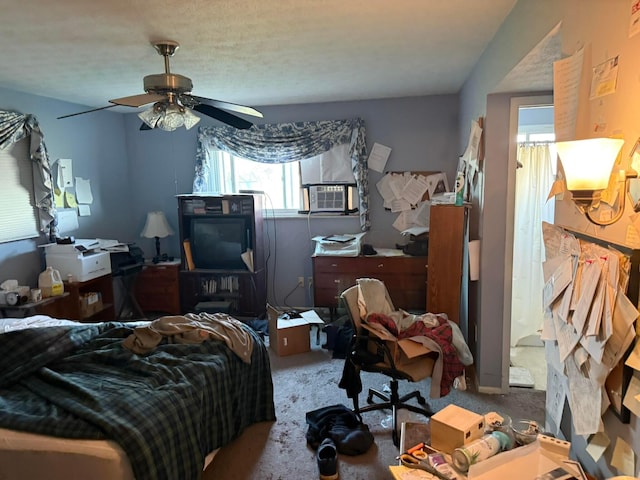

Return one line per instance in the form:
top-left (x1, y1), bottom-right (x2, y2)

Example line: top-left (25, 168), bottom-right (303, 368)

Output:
top-left (0, 137), bottom-right (39, 242)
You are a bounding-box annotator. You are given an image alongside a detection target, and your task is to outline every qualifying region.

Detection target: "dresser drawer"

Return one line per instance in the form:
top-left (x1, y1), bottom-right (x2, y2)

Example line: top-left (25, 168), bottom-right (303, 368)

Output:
top-left (134, 262), bottom-right (181, 315)
top-left (312, 255), bottom-right (427, 310)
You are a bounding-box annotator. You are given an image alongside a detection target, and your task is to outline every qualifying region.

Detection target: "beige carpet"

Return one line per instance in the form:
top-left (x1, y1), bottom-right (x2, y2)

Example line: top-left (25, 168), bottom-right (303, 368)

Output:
top-left (203, 344), bottom-right (546, 480)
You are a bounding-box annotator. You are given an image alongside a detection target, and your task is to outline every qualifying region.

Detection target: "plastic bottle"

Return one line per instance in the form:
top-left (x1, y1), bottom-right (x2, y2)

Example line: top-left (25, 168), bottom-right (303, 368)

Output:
top-left (455, 171), bottom-right (465, 206)
top-left (38, 266), bottom-right (64, 298)
top-left (451, 430), bottom-right (513, 473)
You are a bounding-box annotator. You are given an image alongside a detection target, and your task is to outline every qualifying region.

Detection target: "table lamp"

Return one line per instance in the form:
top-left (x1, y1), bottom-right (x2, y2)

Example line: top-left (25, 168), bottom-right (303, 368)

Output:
top-left (140, 211), bottom-right (174, 263)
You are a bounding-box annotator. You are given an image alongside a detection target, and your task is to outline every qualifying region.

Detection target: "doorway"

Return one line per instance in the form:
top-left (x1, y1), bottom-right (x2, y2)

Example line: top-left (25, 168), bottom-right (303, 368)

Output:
top-left (508, 99), bottom-right (554, 391)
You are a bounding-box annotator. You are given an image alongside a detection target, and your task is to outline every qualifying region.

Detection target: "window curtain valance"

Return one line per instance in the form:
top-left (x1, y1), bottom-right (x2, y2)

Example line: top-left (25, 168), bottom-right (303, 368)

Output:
top-left (194, 117), bottom-right (370, 231)
top-left (0, 110), bottom-right (56, 238)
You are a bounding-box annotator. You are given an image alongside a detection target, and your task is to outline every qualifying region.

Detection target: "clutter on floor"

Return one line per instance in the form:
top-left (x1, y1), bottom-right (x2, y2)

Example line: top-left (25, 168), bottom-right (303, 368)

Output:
top-left (389, 406), bottom-right (588, 480)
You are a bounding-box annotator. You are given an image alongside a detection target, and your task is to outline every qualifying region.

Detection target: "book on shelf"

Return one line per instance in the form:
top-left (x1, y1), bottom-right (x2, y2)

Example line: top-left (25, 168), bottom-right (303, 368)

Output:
top-left (183, 239), bottom-right (195, 271)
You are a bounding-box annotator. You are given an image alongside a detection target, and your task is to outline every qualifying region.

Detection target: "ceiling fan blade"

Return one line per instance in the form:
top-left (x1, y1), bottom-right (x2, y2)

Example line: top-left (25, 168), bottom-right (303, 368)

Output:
top-left (109, 93), bottom-right (166, 108)
top-left (57, 104), bottom-right (118, 119)
top-left (192, 104), bottom-right (254, 130)
top-left (189, 95), bottom-right (263, 118)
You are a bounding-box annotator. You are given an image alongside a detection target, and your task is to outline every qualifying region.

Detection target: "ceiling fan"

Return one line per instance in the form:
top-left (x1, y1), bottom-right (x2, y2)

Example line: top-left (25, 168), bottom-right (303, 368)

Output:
top-left (57, 40), bottom-right (263, 131)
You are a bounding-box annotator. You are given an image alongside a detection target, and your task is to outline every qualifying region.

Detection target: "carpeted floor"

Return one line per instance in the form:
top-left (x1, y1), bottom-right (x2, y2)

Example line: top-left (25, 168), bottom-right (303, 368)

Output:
top-left (204, 338), bottom-right (546, 480)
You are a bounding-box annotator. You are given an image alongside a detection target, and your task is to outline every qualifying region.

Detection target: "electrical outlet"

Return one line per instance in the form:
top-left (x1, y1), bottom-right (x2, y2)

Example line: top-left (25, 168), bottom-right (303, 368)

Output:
top-left (297, 276), bottom-right (305, 288)
top-left (307, 276), bottom-right (313, 288)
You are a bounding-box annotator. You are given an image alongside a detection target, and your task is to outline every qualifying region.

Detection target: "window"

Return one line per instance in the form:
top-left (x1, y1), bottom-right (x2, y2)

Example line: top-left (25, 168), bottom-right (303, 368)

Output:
top-left (0, 137), bottom-right (39, 242)
top-left (207, 150), bottom-right (301, 210)
top-left (205, 143), bottom-right (355, 213)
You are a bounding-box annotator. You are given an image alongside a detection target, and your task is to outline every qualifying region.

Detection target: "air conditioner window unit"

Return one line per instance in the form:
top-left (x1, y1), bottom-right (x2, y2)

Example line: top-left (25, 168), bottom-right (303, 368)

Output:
top-left (300, 183), bottom-right (358, 214)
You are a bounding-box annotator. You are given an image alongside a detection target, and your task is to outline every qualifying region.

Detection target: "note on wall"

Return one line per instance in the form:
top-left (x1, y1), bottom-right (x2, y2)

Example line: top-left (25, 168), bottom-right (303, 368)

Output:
top-left (611, 437), bottom-right (636, 476)
top-left (590, 55), bottom-right (619, 99)
top-left (367, 142), bottom-right (391, 173)
top-left (585, 431), bottom-right (610, 462)
top-left (625, 340), bottom-right (640, 370)
top-left (75, 177), bottom-right (94, 204)
top-left (57, 158), bottom-right (73, 188)
top-left (56, 208), bottom-right (79, 233)
top-left (622, 375), bottom-right (640, 417)
top-left (64, 191), bottom-right (78, 208)
top-left (77, 204), bottom-right (91, 217)
top-left (54, 188), bottom-right (65, 208)
top-left (553, 47), bottom-right (584, 142)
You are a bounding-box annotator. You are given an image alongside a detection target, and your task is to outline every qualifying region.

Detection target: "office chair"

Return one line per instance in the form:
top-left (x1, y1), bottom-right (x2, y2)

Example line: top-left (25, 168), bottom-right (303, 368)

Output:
top-left (339, 281), bottom-right (437, 446)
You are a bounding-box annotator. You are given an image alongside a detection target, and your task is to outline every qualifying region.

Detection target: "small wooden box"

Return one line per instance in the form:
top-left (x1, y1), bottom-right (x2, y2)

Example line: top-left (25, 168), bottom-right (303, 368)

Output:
top-left (430, 405), bottom-right (485, 453)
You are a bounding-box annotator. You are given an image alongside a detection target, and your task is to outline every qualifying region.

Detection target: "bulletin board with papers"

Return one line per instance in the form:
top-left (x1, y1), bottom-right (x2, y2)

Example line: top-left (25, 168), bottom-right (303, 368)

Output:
top-left (542, 222), bottom-right (639, 434)
top-left (375, 170), bottom-right (449, 233)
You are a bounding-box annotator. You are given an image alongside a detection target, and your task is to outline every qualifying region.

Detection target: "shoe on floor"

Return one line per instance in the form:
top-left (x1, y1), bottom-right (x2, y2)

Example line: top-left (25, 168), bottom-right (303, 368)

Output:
top-left (317, 437), bottom-right (338, 480)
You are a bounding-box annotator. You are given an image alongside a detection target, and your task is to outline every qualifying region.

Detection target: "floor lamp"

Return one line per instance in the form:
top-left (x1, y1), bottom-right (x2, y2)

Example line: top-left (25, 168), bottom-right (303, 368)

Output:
top-left (140, 211), bottom-right (174, 263)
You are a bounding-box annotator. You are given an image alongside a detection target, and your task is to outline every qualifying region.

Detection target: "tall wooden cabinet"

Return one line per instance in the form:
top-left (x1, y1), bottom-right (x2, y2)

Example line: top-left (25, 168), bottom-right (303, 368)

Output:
top-left (176, 194), bottom-right (266, 318)
top-left (426, 204), bottom-right (469, 325)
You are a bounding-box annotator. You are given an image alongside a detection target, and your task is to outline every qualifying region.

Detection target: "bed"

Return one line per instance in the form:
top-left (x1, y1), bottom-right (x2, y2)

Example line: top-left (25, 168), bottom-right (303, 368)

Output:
top-left (0, 314), bottom-right (276, 480)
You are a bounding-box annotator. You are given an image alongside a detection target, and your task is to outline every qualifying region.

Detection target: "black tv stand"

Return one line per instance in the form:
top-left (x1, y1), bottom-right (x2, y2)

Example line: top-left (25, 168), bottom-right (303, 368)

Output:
top-left (176, 194), bottom-right (266, 318)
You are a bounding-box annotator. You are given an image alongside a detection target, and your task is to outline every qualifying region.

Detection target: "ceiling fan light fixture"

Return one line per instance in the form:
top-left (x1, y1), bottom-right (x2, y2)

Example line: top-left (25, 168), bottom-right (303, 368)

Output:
top-left (137, 102), bottom-right (201, 131)
top-left (60, 40), bottom-right (262, 129)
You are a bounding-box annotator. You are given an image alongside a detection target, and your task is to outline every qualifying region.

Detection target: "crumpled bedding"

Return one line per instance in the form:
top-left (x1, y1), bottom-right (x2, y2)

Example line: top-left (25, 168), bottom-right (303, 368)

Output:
top-left (0, 319), bottom-right (275, 480)
top-left (122, 312), bottom-right (254, 362)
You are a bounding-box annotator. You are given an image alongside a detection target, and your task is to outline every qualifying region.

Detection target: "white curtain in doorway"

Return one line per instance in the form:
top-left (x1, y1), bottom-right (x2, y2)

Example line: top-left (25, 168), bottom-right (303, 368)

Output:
top-left (511, 143), bottom-right (554, 346)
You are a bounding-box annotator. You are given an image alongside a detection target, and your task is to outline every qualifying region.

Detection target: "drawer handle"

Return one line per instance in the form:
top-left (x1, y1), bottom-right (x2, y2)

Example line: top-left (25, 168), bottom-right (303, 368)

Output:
top-left (377, 263), bottom-right (384, 268)
top-left (333, 279), bottom-right (341, 284)
top-left (330, 263), bottom-right (338, 267)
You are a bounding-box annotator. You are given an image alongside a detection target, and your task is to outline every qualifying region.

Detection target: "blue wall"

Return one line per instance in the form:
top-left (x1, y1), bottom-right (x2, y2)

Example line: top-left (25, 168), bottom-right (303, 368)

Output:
top-left (0, 87), bottom-right (133, 287)
top-left (123, 94), bottom-right (460, 306)
top-left (0, 89), bottom-right (459, 307)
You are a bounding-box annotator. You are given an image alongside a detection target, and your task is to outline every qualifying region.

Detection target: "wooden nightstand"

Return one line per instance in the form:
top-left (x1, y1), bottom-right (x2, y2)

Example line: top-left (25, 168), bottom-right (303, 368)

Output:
top-left (134, 260), bottom-right (181, 315)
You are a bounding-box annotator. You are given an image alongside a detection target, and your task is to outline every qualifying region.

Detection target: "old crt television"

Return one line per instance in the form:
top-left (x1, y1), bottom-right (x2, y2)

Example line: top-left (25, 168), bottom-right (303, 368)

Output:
top-left (190, 216), bottom-right (251, 270)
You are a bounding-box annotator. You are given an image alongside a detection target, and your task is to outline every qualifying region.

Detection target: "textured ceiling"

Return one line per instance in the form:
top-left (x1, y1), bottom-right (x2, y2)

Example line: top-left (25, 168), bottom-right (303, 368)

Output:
top-left (1, 0), bottom-right (520, 112)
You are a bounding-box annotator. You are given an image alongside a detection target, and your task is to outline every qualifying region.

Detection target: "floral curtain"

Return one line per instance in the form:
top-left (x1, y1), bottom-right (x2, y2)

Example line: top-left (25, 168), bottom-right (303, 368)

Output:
top-left (194, 118), bottom-right (370, 231)
top-left (0, 110), bottom-right (57, 238)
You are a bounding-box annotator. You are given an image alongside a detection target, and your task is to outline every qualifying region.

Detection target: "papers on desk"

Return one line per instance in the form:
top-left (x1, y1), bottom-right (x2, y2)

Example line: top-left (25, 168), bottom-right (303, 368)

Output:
top-left (312, 232), bottom-right (366, 257)
top-left (97, 239), bottom-right (129, 252)
top-left (541, 222), bottom-right (639, 438)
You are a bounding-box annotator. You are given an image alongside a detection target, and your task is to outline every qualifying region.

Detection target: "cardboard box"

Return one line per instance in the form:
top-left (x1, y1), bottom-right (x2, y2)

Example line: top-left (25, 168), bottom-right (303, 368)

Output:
top-left (79, 292), bottom-right (103, 318)
top-left (359, 322), bottom-right (437, 381)
top-left (430, 404), bottom-right (485, 453)
top-left (267, 304), bottom-right (325, 356)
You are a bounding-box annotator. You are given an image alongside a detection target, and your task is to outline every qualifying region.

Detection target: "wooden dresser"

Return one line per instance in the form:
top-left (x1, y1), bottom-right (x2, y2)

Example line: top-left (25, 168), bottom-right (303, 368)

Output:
top-left (312, 254), bottom-right (427, 312)
top-left (134, 261), bottom-right (181, 315)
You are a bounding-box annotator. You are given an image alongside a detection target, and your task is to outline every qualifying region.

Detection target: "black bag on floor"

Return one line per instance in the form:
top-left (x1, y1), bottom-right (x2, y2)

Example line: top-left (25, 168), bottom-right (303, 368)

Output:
top-left (305, 404), bottom-right (374, 455)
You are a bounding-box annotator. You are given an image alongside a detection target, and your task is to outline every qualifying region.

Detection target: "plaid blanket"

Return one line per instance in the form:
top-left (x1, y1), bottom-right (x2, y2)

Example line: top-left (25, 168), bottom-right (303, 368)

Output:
top-left (0, 322), bottom-right (276, 480)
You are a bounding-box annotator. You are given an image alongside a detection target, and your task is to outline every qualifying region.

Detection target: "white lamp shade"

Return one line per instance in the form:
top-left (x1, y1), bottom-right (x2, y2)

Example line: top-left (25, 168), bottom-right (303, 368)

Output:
top-left (141, 211), bottom-right (174, 238)
top-left (555, 138), bottom-right (624, 191)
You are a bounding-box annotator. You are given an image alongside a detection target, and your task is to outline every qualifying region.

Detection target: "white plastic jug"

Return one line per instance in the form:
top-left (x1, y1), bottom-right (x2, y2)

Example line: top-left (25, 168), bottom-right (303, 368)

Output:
top-left (38, 266), bottom-right (64, 298)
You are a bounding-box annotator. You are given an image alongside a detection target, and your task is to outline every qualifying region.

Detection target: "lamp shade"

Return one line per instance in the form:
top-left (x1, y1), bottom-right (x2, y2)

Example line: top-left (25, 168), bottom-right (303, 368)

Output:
top-left (555, 138), bottom-right (624, 192)
top-left (140, 211), bottom-right (174, 238)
